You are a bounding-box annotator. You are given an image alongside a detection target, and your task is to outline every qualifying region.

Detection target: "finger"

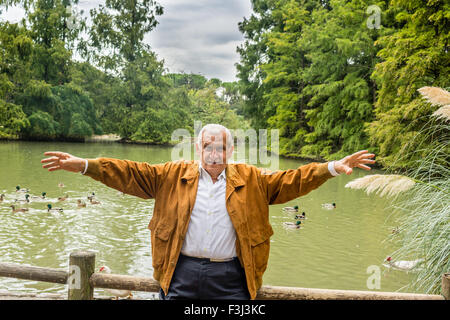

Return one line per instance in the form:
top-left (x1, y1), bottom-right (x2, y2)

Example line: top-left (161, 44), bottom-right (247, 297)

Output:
top-left (44, 152), bottom-right (69, 159)
top-left (47, 166), bottom-right (61, 172)
top-left (351, 150), bottom-right (369, 158)
top-left (357, 153), bottom-right (375, 160)
top-left (357, 163), bottom-right (371, 170)
top-left (358, 159), bottom-right (376, 164)
top-left (42, 162), bottom-right (59, 169)
top-left (41, 156), bottom-right (60, 163)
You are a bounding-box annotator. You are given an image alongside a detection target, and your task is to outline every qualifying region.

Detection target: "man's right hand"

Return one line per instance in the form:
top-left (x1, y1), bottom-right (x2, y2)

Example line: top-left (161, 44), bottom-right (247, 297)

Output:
top-left (41, 151), bottom-right (87, 173)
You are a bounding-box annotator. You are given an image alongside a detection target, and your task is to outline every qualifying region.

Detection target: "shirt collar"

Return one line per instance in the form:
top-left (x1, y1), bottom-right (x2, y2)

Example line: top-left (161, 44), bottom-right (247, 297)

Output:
top-left (198, 161), bottom-right (226, 181)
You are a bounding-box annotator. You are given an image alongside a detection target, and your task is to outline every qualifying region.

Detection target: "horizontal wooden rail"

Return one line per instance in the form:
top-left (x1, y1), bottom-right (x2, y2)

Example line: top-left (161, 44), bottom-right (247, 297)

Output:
top-left (0, 259), bottom-right (448, 300)
top-left (256, 285), bottom-right (444, 300)
top-left (90, 273), bottom-right (160, 292)
top-left (0, 262), bottom-right (68, 284)
top-left (89, 272), bottom-right (444, 300)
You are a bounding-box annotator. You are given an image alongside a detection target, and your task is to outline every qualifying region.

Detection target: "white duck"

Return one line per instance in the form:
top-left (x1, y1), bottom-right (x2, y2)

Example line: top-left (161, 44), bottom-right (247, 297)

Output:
top-left (321, 202), bottom-right (336, 210)
top-left (383, 256), bottom-right (424, 271)
top-left (98, 266), bottom-right (133, 300)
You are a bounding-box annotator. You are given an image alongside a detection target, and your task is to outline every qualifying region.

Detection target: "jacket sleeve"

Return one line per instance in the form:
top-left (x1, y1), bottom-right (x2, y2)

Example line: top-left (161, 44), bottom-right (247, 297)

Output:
top-left (84, 157), bottom-right (169, 199)
top-left (258, 162), bottom-right (334, 205)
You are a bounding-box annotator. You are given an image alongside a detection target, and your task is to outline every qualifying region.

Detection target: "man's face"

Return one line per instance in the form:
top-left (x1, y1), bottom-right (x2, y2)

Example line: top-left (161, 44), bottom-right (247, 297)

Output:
top-left (196, 130), bottom-right (233, 172)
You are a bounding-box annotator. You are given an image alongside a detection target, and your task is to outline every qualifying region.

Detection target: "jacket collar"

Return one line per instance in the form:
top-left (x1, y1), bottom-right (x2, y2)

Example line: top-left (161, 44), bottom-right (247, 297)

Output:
top-left (181, 160), bottom-right (245, 188)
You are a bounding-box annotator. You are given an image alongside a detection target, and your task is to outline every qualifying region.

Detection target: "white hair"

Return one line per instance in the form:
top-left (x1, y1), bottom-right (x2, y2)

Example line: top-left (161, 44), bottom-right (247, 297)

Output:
top-left (197, 124), bottom-right (233, 149)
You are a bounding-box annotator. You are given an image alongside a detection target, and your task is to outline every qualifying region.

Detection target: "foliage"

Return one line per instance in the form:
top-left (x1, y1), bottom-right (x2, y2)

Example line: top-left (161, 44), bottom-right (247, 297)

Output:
top-left (367, 0), bottom-right (450, 168)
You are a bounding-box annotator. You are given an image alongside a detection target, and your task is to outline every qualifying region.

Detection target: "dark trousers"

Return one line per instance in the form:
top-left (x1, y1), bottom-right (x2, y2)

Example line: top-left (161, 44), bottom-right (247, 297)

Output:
top-left (159, 254), bottom-right (250, 300)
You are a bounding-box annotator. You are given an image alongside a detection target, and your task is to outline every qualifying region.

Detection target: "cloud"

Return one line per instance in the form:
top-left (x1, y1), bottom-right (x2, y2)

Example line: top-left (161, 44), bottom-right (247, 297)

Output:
top-left (147, 0), bottom-right (252, 82)
top-left (0, 0), bottom-right (252, 82)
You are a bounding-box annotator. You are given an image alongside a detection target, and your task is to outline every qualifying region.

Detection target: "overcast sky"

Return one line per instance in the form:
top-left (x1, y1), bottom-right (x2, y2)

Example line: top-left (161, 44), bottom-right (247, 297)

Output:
top-left (0, 0), bottom-right (252, 82)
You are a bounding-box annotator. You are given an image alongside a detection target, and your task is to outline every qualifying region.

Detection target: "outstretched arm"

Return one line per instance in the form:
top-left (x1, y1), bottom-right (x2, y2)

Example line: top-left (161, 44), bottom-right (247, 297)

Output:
top-left (259, 150), bottom-right (376, 204)
top-left (41, 151), bottom-right (87, 173)
top-left (41, 151), bottom-right (167, 199)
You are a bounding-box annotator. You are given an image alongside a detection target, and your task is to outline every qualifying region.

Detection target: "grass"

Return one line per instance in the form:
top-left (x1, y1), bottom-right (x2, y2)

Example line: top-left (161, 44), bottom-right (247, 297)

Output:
top-left (345, 86), bottom-right (450, 294)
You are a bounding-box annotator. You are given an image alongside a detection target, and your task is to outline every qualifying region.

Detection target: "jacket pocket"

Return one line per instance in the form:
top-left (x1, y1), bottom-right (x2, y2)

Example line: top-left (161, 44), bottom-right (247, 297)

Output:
top-left (150, 221), bottom-right (173, 269)
top-left (250, 225), bottom-right (274, 277)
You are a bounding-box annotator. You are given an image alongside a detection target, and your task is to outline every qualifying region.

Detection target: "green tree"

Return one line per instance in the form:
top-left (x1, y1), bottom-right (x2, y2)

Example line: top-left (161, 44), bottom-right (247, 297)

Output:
top-left (0, 21), bottom-right (32, 138)
top-left (236, 0), bottom-right (283, 130)
top-left (297, 0), bottom-right (388, 160)
top-left (367, 0), bottom-right (450, 168)
top-left (88, 0), bottom-right (163, 71)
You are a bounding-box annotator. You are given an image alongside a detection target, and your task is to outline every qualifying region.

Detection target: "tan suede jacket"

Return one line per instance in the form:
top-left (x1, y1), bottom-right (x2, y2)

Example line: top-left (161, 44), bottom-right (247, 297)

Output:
top-left (85, 158), bottom-right (334, 299)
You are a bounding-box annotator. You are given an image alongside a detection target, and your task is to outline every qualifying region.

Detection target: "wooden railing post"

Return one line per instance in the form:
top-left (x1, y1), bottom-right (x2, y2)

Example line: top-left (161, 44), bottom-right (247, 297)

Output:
top-left (442, 273), bottom-right (450, 300)
top-left (67, 251), bottom-right (96, 300)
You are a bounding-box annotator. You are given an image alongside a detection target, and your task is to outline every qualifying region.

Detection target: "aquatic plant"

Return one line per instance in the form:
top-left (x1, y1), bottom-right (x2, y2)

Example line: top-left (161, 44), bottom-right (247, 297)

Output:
top-left (345, 86), bottom-right (450, 294)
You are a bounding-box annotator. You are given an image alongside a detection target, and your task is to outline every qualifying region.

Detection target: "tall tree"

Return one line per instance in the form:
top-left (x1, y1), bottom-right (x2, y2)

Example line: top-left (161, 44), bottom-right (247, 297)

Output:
top-left (88, 0), bottom-right (163, 71)
top-left (367, 0), bottom-right (450, 168)
top-left (236, 0), bottom-right (283, 130)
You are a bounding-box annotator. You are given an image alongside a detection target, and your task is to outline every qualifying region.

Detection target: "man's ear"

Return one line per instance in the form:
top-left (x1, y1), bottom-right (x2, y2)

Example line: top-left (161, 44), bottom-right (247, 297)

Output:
top-left (226, 144), bottom-right (234, 159)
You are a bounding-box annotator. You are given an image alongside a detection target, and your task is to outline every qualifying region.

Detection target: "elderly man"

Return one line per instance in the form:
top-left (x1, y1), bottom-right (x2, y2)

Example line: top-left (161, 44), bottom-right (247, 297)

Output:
top-left (41, 123), bottom-right (375, 300)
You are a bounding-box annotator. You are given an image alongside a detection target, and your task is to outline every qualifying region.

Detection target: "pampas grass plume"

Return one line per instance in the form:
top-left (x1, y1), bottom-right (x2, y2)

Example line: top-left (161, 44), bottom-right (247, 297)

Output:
top-left (345, 174), bottom-right (416, 197)
top-left (418, 86), bottom-right (450, 121)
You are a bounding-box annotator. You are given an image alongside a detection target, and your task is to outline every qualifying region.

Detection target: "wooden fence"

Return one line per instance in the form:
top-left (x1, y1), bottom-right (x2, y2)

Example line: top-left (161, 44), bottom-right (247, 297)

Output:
top-left (0, 251), bottom-right (447, 300)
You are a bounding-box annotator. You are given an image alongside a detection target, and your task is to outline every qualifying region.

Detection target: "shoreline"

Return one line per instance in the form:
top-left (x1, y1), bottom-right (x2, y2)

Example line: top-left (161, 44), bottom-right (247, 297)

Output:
top-left (1, 135), bottom-right (385, 171)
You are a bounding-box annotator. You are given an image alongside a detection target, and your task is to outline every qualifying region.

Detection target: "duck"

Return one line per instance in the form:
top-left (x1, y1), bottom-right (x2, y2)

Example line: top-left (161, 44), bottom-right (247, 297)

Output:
top-left (0, 194), bottom-right (4, 202)
top-left (15, 194), bottom-right (30, 203)
top-left (31, 192), bottom-right (47, 199)
top-left (283, 220), bottom-right (302, 229)
top-left (87, 192), bottom-right (96, 201)
top-left (47, 204), bottom-right (63, 213)
top-left (77, 199), bottom-right (87, 208)
top-left (10, 205), bottom-right (29, 213)
top-left (58, 194), bottom-right (69, 201)
top-left (383, 256), bottom-right (424, 271)
top-left (16, 185), bottom-right (30, 193)
top-left (98, 266), bottom-right (133, 300)
top-left (295, 212), bottom-right (306, 220)
top-left (282, 205), bottom-right (299, 212)
top-left (321, 202), bottom-right (336, 210)
top-left (90, 198), bottom-right (101, 205)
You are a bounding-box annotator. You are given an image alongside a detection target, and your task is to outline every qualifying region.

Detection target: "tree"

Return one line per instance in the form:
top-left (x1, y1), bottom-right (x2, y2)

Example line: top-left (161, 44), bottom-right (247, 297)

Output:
top-left (236, 0), bottom-right (283, 130)
top-left (367, 0), bottom-right (450, 168)
top-left (88, 0), bottom-right (163, 71)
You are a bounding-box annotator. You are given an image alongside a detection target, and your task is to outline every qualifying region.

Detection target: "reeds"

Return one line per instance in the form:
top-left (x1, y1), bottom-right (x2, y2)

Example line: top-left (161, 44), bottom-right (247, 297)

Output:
top-left (418, 86), bottom-right (450, 121)
top-left (346, 86), bottom-right (450, 294)
top-left (345, 174), bottom-right (416, 198)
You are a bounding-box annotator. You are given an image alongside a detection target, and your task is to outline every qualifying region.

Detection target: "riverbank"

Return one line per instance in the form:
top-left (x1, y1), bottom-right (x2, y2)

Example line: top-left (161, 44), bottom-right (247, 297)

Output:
top-left (1, 135), bottom-right (384, 171)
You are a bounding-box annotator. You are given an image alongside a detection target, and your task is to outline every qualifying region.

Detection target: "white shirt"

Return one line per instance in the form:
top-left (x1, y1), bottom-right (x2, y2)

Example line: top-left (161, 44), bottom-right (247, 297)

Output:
top-left (181, 162), bottom-right (237, 259)
top-left (83, 159), bottom-right (340, 259)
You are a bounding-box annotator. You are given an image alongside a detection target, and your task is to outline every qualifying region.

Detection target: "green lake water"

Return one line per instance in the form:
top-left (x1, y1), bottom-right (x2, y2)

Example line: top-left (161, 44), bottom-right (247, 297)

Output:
top-left (0, 141), bottom-right (417, 299)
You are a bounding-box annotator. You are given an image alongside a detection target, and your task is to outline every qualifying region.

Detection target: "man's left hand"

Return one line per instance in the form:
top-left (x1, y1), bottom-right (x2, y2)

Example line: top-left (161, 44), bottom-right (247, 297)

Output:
top-left (334, 150), bottom-right (376, 175)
